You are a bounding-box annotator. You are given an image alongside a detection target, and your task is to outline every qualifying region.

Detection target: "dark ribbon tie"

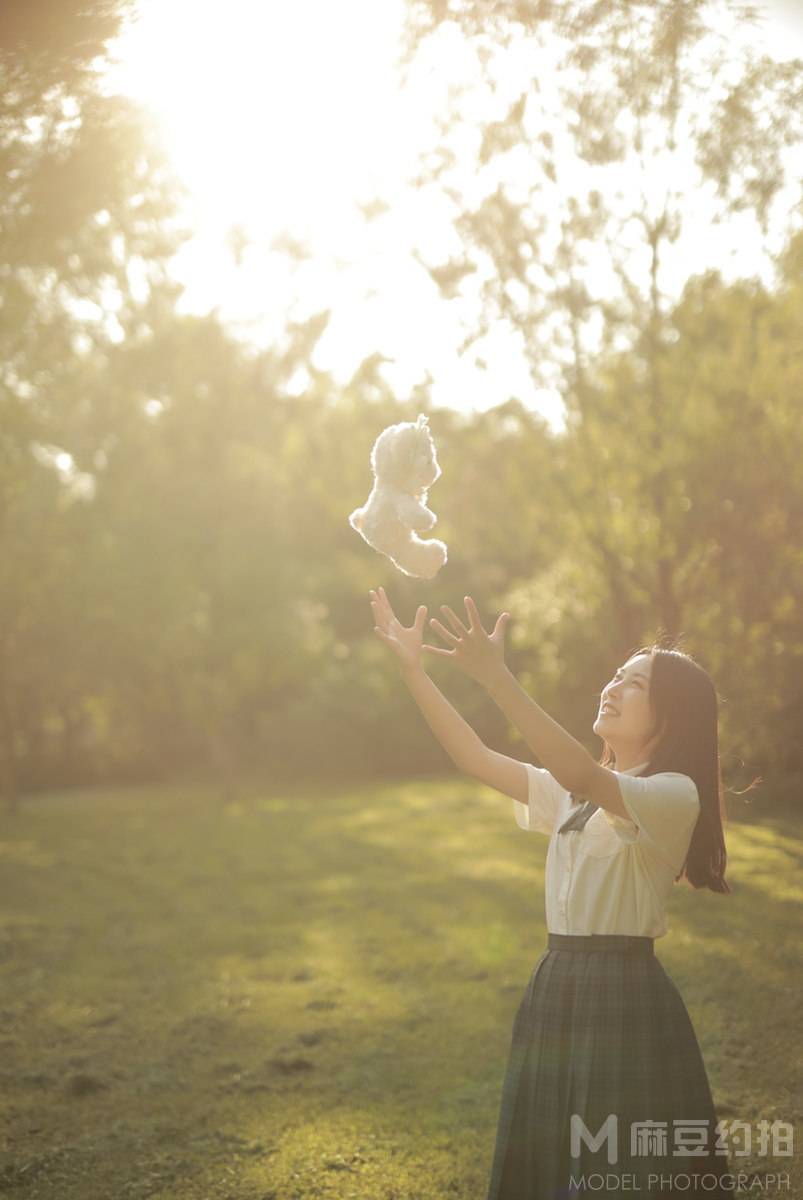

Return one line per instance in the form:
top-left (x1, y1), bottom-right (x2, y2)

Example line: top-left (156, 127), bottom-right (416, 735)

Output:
top-left (558, 795), bottom-right (599, 834)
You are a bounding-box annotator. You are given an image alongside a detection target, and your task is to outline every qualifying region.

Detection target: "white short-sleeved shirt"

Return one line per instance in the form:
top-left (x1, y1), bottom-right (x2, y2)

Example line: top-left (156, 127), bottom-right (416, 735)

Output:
top-left (512, 760), bottom-right (700, 939)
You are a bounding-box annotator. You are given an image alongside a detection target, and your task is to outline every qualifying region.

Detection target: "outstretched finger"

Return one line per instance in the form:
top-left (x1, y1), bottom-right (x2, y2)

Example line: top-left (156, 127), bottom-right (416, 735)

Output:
top-left (464, 596), bottom-right (486, 634)
top-left (492, 612), bottom-right (511, 639)
top-left (376, 587), bottom-right (395, 622)
top-left (370, 594), bottom-right (389, 626)
top-left (440, 604), bottom-right (469, 637)
top-left (370, 586), bottom-right (388, 622)
top-left (422, 643), bottom-right (453, 657)
top-left (429, 616), bottom-right (460, 645)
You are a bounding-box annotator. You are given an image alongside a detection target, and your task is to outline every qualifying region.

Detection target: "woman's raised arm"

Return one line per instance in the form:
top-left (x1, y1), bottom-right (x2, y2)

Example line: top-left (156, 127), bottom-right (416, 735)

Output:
top-left (370, 587), bottom-right (489, 776)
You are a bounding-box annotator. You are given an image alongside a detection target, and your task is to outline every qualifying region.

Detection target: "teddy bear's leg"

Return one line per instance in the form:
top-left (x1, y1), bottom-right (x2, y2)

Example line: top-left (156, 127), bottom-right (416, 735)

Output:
top-left (393, 536), bottom-right (447, 580)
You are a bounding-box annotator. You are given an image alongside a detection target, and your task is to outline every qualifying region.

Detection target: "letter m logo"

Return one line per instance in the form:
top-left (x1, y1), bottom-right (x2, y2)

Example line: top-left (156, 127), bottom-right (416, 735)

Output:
top-left (570, 1113), bottom-right (618, 1165)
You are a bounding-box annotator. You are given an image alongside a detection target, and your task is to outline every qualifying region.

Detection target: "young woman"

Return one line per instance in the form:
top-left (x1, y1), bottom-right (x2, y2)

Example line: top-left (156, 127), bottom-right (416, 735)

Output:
top-left (369, 586), bottom-right (733, 1199)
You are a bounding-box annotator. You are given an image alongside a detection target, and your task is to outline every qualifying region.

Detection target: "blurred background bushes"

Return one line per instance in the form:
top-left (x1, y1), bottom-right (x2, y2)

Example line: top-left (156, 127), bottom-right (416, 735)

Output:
top-left (2, 0), bottom-right (801, 810)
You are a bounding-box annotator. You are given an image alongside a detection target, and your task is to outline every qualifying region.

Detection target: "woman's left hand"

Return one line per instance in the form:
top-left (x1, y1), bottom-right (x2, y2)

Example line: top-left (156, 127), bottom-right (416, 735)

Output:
top-left (424, 596), bottom-right (511, 689)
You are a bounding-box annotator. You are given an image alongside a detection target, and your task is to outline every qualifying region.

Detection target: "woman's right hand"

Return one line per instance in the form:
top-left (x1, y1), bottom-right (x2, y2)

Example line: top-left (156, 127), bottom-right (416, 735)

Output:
top-left (369, 586), bottom-right (427, 674)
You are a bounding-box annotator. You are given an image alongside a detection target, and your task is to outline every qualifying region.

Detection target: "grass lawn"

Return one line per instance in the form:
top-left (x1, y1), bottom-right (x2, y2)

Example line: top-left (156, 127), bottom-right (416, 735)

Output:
top-left (0, 775), bottom-right (800, 1199)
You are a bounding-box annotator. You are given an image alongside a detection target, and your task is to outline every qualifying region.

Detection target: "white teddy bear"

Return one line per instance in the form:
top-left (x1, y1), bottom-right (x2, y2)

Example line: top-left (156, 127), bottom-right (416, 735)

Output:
top-left (348, 413), bottom-right (448, 580)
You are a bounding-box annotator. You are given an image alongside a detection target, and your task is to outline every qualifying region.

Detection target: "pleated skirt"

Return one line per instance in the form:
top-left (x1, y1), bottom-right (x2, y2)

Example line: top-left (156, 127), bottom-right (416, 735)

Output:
top-left (486, 933), bottom-right (734, 1199)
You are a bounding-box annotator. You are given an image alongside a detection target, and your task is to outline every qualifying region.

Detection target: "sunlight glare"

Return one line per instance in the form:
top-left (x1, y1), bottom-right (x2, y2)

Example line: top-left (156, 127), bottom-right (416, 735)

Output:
top-left (110, 0), bottom-right (407, 241)
top-left (104, 1), bottom-right (802, 433)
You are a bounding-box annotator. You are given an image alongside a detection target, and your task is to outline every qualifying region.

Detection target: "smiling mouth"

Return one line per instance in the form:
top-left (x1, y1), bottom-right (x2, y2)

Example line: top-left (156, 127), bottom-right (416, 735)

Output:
top-left (600, 707), bottom-right (620, 717)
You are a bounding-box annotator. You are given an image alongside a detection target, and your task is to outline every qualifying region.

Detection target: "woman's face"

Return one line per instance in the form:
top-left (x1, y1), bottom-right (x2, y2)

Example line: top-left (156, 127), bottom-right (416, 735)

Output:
top-left (593, 652), bottom-right (664, 760)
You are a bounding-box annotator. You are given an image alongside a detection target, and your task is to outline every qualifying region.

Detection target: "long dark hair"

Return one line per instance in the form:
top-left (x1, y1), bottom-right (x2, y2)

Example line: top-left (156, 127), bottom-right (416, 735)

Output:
top-left (597, 641), bottom-right (732, 894)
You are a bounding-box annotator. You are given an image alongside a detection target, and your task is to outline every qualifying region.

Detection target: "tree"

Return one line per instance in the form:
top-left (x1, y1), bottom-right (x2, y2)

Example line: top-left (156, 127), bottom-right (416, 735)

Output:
top-left (0, 0), bottom-right (184, 808)
top-left (400, 0), bottom-right (802, 642)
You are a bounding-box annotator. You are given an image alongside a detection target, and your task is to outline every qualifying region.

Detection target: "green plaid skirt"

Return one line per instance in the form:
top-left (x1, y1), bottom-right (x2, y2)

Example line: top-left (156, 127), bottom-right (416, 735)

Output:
top-left (486, 934), bottom-right (734, 1199)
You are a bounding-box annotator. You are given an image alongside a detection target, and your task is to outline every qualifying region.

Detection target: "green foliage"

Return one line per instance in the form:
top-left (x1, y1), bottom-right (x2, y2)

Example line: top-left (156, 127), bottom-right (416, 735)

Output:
top-left (0, 0), bottom-right (801, 808)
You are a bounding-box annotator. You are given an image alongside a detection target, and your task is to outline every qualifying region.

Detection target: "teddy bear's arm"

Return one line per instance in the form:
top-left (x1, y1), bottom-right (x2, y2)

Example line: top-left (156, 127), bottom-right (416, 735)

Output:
top-left (396, 495), bottom-right (437, 531)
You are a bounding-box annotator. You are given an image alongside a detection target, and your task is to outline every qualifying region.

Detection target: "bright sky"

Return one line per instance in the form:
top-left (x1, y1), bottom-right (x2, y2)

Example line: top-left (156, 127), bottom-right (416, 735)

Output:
top-left (106, 0), bottom-right (803, 433)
